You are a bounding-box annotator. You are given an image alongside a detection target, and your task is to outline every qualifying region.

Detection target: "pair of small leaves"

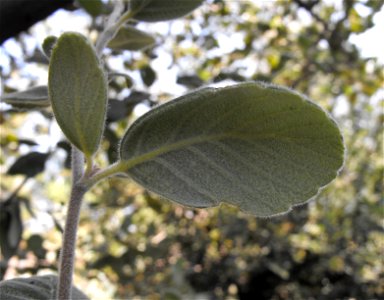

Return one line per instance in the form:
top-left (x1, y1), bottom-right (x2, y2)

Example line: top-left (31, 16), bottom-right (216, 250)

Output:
top-left (10, 33), bottom-right (343, 218)
top-left (0, 275), bottom-right (89, 300)
top-left (47, 36), bottom-right (344, 217)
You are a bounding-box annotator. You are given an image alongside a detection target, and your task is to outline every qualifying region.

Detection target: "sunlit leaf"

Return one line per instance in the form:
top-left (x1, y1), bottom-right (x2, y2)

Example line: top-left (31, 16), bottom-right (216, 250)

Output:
top-left (1, 86), bottom-right (50, 109)
top-left (108, 25), bottom-right (156, 51)
top-left (118, 82), bottom-right (344, 217)
top-left (131, 0), bottom-right (204, 22)
top-left (48, 32), bottom-right (108, 158)
top-left (0, 275), bottom-right (89, 300)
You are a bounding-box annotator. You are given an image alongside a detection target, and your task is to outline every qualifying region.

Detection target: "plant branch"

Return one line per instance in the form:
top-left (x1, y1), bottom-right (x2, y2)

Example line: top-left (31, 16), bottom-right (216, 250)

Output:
top-left (57, 183), bottom-right (87, 300)
top-left (56, 2), bottom-right (139, 298)
top-left (56, 2), bottom-right (135, 298)
top-left (95, 1), bottom-right (126, 56)
top-left (80, 162), bottom-right (124, 189)
top-left (71, 146), bottom-right (84, 184)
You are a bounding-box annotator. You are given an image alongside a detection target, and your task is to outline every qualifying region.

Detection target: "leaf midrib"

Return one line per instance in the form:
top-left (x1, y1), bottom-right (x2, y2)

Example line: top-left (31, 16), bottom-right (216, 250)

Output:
top-left (120, 131), bottom-right (293, 171)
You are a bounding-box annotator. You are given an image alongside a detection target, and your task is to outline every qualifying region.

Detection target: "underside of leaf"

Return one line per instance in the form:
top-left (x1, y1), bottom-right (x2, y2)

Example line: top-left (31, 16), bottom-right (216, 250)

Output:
top-left (119, 82), bottom-right (344, 217)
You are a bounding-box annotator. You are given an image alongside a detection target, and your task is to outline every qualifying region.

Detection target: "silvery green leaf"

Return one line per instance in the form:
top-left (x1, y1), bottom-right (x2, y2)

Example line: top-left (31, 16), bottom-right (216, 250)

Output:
top-left (48, 32), bottom-right (108, 158)
top-left (108, 25), bottom-right (156, 51)
top-left (118, 82), bottom-right (344, 217)
top-left (131, 0), bottom-right (204, 22)
top-left (1, 86), bottom-right (49, 109)
top-left (0, 275), bottom-right (89, 300)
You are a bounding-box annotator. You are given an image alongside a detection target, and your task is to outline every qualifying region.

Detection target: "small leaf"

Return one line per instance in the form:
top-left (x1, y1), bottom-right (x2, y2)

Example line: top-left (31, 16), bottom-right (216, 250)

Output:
top-left (177, 75), bottom-right (204, 88)
top-left (77, 0), bottom-right (106, 16)
top-left (108, 25), bottom-right (156, 51)
top-left (131, 0), bottom-right (204, 22)
top-left (7, 152), bottom-right (50, 177)
top-left (48, 32), bottom-right (108, 158)
top-left (0, 275), bottom-right (89, 300)
top-left (7, 201), bottom-right (22, 249)
top-left (118, 82), bottom-right (344, 217)
top-left (140, 65), bottom-right (156, 87)
top-left (1, 86), bottom-right (50, 109)
top-left (42, 36), bottom-right (57, 58)
top-left (0, 200), bottom-right (22, 260)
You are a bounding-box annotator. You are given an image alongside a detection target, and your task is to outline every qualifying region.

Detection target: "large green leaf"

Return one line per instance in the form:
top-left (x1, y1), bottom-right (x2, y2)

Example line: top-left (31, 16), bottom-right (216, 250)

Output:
top-left (0, 275), bottom-right (89, 300)
top-left (1, 86), bottom-right (49, 109)
top-left (108, 25), bottom-right (156, 51)
top-left (118, 82), bottom-right (344, 217)
top-left (48, 32), bottom-right (107, 158)
top-left (131, 0), bottom-right (204, 22)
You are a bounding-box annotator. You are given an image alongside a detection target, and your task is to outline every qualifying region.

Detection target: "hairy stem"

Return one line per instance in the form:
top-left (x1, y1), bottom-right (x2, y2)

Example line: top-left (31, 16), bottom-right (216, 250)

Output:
top-left (57, 2), bottom-right (136, 298)
top-left (57, 146), bottom-right (86, 300)
top-left (95, 1), bottom-right (125, 55)
top-left (57, 184), bottom-right (87, 300)
top-left (71, 146), bottom-right (84, 184)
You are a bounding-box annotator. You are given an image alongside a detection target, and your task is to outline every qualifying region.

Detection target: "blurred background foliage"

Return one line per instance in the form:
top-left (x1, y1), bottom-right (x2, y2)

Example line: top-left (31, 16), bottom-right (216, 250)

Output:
top-left (0, 0), bottom-right (383, 299)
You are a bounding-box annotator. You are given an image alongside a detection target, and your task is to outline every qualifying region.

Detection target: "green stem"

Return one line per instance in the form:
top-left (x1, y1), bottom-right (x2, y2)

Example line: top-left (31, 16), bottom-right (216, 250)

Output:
top-left (81, 162), bottom-right (124, 189)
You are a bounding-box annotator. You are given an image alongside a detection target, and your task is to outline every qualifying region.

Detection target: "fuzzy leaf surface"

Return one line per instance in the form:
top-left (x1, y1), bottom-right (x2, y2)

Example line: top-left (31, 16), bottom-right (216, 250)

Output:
top-left (1, 86), bottom-right (49, 109)
top-left (48, 32), bottom-right (107, 158)
top-left (0, 275), bottom-right (89, 300)
top-left (131, 0), bottom-right (203, 22)
top-left (108, 25), bottom-right (156, 51)
top-left (119, 82), bottom-right (344, 217)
